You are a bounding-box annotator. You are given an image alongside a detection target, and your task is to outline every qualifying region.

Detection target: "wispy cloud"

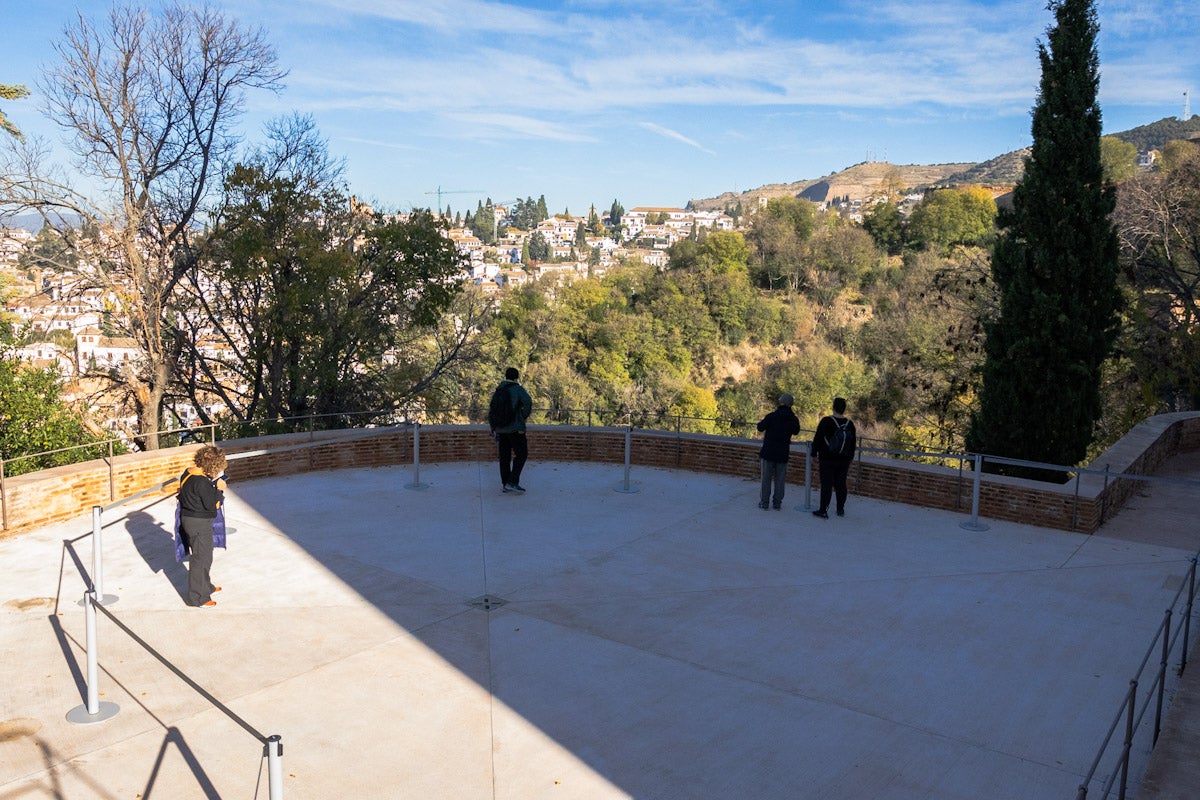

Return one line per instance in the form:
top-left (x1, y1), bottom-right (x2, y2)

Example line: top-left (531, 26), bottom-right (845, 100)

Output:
top-left (340, 136), bottom-right (421, 150)
top-left (170, 0), bottom-right (1198, 207)
top-left (278, 1), bottom-right (1049, 120)
top-left (447, 112), bottom-right (597, 143)
top-left (306, 0), bottom-right (553, 34)
top-left (639, 122), bottom-right (716, 156)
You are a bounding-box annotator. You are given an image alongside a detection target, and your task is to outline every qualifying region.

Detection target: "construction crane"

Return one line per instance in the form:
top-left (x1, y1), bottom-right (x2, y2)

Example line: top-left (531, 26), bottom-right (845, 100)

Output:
top-left (423, 186), bottom-right (483, 216)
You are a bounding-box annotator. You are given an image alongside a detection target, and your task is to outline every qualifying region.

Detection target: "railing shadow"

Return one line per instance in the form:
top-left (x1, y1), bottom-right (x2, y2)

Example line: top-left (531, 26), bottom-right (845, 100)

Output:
top-left (0, 737), bottom-right (123, 800)
top-left (141, 727), bottom-right (222, 800)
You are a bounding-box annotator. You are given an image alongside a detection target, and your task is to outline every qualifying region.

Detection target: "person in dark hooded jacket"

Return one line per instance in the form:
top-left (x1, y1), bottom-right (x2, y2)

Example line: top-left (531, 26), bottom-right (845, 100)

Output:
top-left (491, 367), bottom-right (533, 493)
top-left (757, 393), bottom-right (801, 509)
top-left (811, 397), bottom-right (857, 518)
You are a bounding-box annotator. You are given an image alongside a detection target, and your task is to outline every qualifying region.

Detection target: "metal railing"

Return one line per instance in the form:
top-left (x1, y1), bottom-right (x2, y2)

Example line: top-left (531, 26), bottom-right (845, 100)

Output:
top-left (1075, 551), bottom-right (1199, 799)
top-left (5, 406), bottom-right (1198, 534)
top-left (64, 479), bottom-right (285, 799)
top-left (21, 407), bottom-right (1200, 800)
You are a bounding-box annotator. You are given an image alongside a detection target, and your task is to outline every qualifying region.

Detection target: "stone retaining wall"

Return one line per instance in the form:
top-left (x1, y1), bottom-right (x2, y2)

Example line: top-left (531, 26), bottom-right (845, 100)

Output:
top-left (3, 413), bottom-right (1198, 539)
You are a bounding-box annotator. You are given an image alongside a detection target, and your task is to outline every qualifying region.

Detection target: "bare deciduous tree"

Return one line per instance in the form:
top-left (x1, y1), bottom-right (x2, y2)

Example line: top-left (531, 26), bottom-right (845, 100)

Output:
top-left (1, 3), bottom-right (283, 448)
top-left (1115, 147), bottom-right (1200, 409)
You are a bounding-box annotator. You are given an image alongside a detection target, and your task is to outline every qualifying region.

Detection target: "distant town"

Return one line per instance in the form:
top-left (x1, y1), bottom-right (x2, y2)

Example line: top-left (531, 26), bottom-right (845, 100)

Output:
top-left (0, 115), bottom-right (1185, 441)
top-left (0, 199), bottom-right (754, 437)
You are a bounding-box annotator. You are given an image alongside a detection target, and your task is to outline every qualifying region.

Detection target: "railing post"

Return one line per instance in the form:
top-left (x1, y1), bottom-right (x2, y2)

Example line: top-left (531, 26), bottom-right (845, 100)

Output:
top-left (1154, 610), bottom-right (1171, 745)
top-left (956, 456), bottom-right (965, 511)
top-left (93, 505), bottom-right (103, 596)
top-left (1072, 470), bottom-right (1082, 531)
top-left (266, 734), bottom-right (284, 799)
top-left (66, 591), bottom-right (119, 724)
top-left (1, 456), bottom-right (7, 531)
top-left (614, 424), bottom-right (639, 493)
top-left (959, 453), bottom-right (989, 531)
top-left (406, 423), bottom-right (428, 490)
top-left (84, 591), bottom-right (99, 713)
top-left (1100, 464), bottom-right (1112, 525)
top-left (86, 505), bottom-right (118, 605)
top-left (796, 442), bottom-right (814, 511)
top-left (108, 440), bottom-right (116, 503)
top-left (1183, 557), bottom-right (1197, 675)
top-left (1119, 679), bottom-right (1137, 800)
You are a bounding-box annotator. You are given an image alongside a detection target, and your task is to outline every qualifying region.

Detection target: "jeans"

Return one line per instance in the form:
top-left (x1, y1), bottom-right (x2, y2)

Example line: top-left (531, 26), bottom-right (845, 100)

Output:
top-left (760, 459), bottom-right (787, 508)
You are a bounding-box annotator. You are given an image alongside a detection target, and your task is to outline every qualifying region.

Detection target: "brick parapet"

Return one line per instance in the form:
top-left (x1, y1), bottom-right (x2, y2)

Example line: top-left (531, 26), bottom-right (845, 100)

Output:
top-left (3, 414), bottom-right (1197, 540)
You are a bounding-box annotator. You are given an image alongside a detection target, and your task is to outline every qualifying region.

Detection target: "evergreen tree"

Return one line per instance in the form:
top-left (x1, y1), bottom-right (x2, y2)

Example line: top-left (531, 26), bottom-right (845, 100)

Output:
top-left (469, 200), bottom-right (496, 244)
top-left (967, 0), bottom-right (1120, 477)
top-left (536, 195), bottom-right (549, 223)
top-left (482, 198), bottom-right (496, 244)
top-left (608, 199), bottom-right (624, 228)
top-left (528, 231), bottom-right (549, 262)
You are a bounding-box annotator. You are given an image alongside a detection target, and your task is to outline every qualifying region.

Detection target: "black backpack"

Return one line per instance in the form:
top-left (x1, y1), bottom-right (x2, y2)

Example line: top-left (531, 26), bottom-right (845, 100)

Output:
top-left (825, 417), bottom-right (852, 456)
top-left (488, 384), bottom-right (516, 430)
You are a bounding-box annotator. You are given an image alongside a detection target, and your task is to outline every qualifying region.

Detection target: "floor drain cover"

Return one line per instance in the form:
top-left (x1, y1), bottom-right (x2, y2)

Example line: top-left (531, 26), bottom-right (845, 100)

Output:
top-left (467, 595), bottom-right (508, 611)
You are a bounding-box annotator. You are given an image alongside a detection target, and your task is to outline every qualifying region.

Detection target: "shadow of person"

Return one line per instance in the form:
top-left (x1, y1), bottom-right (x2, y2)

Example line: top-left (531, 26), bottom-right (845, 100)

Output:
top-left (125, 509), bottom-right (189, 602)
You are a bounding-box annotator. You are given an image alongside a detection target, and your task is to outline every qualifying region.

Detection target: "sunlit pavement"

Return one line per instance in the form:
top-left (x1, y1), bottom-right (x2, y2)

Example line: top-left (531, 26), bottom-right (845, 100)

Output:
top-left (2, 459), bottom-right (1198, 799)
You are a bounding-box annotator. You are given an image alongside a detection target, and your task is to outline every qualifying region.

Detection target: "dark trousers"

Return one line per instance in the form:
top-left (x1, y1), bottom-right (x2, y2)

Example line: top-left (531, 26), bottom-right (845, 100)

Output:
top-left (182, 515), bottom-right (215, 606)
top-left (818, 457), bottom-right (852, 512)
top-left (497, 431), bottom-right (528, 487)
top-left (760, 459), bottom-right (787, 507)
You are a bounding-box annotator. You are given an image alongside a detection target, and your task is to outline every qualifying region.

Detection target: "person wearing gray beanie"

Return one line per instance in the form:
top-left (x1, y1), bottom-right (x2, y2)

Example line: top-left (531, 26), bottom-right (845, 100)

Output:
top-left (756, 393), bottom-right (801, 509)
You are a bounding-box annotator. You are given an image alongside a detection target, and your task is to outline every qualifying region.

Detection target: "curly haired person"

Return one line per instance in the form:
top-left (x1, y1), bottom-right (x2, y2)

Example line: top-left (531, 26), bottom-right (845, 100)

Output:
top-left (178, 445), bottom-right (228, 607)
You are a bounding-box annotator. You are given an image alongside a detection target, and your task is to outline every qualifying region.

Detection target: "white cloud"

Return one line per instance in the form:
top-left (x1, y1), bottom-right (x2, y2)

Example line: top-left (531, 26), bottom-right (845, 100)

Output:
top-left (446, 112), bottom-right (597, 142)
top-left (639, 122), bottom-right (716, 155)
top-left (306, 0), bottom-right (554, 34)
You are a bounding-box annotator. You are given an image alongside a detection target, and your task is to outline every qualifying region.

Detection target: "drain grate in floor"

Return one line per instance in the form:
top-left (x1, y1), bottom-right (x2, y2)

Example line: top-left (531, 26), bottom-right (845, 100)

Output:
top-left (467, 595), bottom-right (508, 611)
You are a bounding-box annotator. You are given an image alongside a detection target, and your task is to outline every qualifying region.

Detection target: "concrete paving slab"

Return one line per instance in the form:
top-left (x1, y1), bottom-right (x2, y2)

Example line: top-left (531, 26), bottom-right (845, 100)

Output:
top-left (2, 460), bottom-right (1197, 799)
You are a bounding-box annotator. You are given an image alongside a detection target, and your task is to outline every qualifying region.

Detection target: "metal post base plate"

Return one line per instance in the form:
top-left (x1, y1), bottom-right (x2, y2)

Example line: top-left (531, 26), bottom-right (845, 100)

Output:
top-left (67, 701), bottom-right (119, 724)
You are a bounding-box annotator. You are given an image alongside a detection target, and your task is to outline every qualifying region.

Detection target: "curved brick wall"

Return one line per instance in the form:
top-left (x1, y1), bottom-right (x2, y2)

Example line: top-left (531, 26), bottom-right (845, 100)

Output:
top-left (3, 413), bottom-right (1198, 539)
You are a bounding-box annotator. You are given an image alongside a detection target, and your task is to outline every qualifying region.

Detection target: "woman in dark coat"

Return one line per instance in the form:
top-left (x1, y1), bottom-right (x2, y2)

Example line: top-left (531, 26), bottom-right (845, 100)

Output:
top-left (178, 445), bottom-right (227, 607)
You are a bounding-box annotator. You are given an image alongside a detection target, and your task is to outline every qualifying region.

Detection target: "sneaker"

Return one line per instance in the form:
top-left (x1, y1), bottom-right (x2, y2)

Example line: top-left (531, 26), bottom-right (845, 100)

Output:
top-left (812, 509), bottom-right (829, 519)
top-left (510, 484), bottom-right (526, 493)
top-left (201, 600), bottom-right (217, 608)
top-left (836, 509), bottom-right (845, 517)
top-left (772, 504), bottom-right (782, 510)
top-left (502, 484), bottom-right (513, 493)
top-left (758, 501), bottom-right (769, 510)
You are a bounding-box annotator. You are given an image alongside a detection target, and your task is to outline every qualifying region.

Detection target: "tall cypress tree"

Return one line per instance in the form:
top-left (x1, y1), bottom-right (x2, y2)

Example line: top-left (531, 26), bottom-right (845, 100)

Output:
top-left (966, 0), bottom-right (1120, 477)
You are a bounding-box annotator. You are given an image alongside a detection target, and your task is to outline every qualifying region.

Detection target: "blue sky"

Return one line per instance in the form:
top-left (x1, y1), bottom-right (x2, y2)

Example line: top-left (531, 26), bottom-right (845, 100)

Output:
top-left (3, 0), bottom-right (1198, 215)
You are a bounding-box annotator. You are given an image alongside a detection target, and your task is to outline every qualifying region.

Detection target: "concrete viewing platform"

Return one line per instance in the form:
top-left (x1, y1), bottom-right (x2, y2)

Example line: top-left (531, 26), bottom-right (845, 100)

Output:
top-left (2, 457), bottom-right (1198, 799)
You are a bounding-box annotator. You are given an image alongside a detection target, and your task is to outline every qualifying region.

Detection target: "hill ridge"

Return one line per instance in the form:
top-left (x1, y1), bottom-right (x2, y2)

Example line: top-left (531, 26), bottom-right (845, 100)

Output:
top-left (689, 115), bottom-right (1200, 211)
